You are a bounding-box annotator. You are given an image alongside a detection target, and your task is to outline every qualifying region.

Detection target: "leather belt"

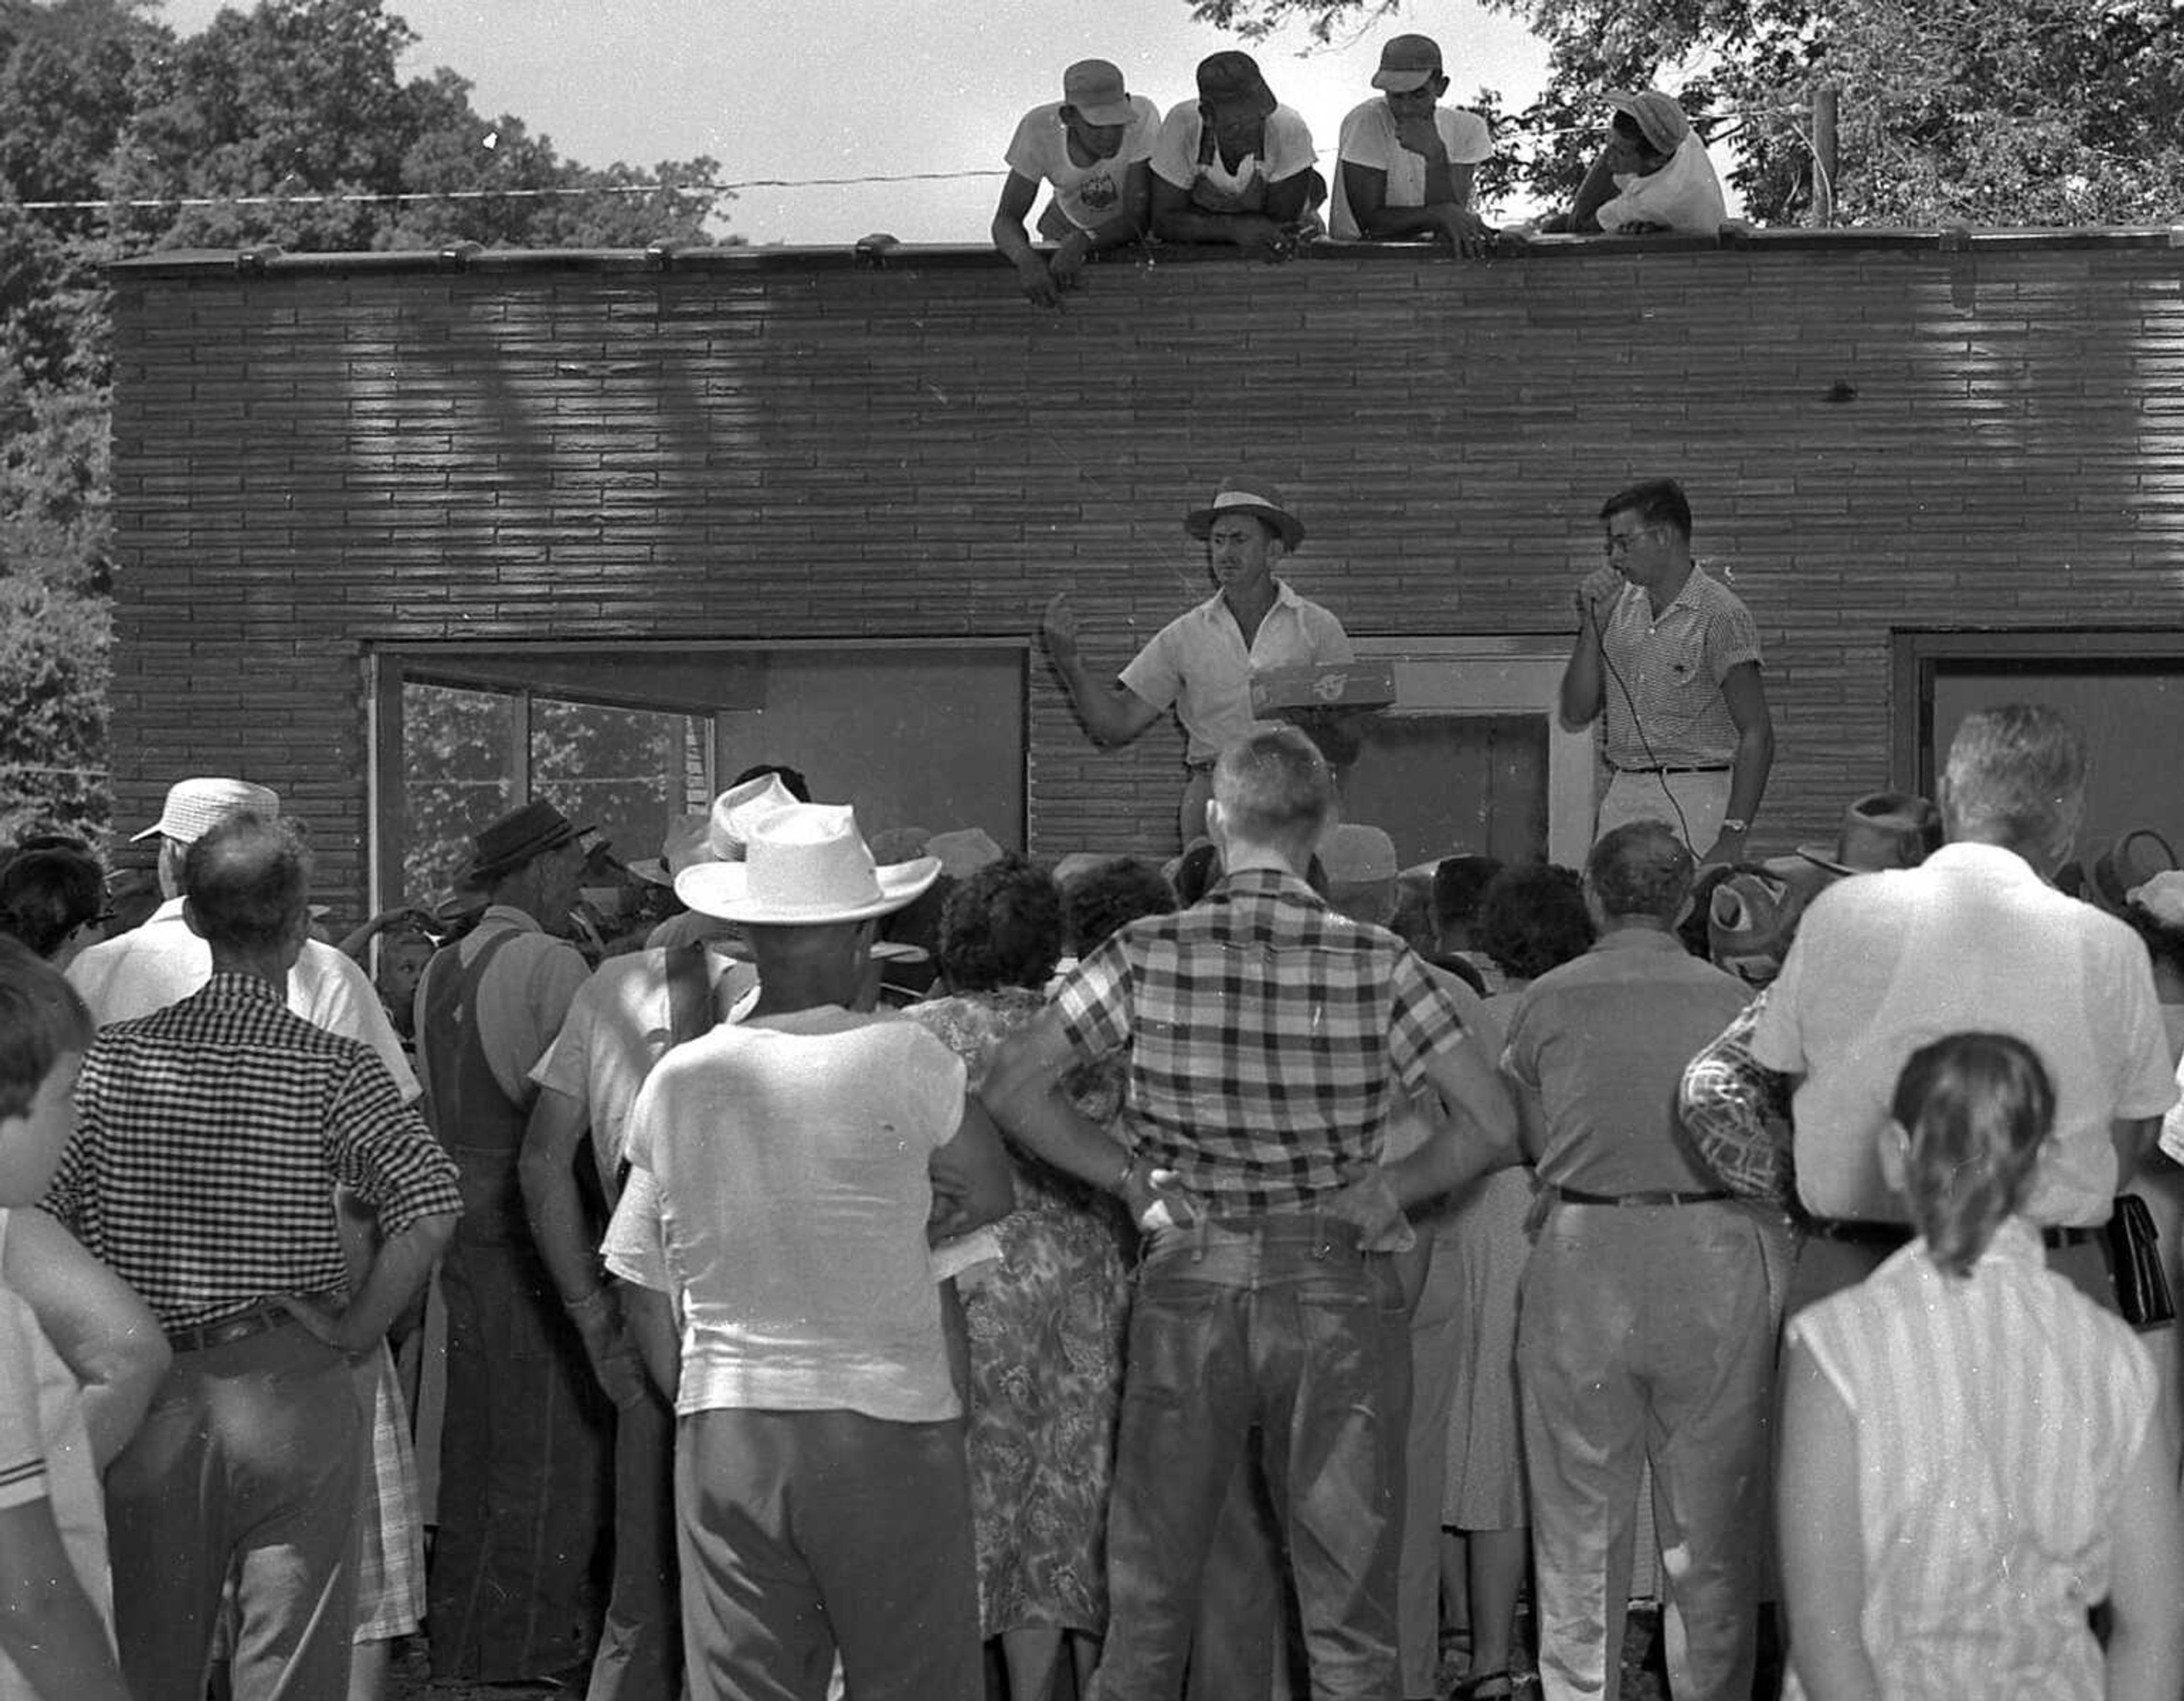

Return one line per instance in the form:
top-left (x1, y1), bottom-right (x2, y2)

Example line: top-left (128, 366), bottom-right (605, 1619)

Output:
top-left (1607, 762), bottom-right (1732, 775)
top-left (1552, 1185), bottom-right (1731, 1208)
top-left (163, 1294), bottom-right (332, 1355)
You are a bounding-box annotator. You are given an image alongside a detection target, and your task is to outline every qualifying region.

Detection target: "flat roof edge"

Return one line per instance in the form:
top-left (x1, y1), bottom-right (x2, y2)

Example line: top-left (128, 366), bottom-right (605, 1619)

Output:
top-left (103, 224), bottom-right (2184, 281)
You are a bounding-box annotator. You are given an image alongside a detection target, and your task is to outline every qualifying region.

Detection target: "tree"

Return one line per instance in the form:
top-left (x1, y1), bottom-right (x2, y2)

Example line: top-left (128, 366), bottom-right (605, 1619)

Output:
top-left (0, 0), bottom-right (738, 849)
top-left (1185, 0), bottom-right (2184, 225)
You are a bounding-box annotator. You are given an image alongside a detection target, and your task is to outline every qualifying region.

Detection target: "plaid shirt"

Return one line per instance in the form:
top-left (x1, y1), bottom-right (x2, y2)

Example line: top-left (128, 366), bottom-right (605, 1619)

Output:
top-left (1053, 866), bottom-right (1474, 1213)
top-left (47, 973), bottom-right (461, 1332)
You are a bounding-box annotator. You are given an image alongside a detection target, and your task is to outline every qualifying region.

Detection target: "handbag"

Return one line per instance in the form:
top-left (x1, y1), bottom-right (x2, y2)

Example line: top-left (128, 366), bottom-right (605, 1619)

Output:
top-left (2104, 1194), bottom-right (2175, 1328)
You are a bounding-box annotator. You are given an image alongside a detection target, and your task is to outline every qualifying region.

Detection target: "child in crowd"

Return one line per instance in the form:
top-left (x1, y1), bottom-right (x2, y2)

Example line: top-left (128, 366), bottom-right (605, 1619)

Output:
top-left (1777, 1031), bottom-right (2184, 1700)
top-left (0, 938), bottom-right (131, 1700)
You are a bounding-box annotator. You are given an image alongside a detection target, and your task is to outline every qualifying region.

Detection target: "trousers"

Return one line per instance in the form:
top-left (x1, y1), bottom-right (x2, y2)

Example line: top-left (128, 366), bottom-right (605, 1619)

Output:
top-left (1095, 1213), bottom-right (1408, 1701)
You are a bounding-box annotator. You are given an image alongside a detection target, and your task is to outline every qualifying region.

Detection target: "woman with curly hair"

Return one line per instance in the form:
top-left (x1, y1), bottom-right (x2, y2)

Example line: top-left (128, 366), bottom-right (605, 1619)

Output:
top-left (0, 843), bottom-right (109, 967)
top-left (1441, 862), bottom-right (1592, 1700)
top-left (904, 853), bottom-right (1140, 1701)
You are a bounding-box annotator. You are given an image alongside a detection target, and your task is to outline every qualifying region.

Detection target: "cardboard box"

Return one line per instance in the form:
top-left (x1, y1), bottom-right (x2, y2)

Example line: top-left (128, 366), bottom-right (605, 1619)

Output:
top-left (1250, 660), bottom-right (1397, 716)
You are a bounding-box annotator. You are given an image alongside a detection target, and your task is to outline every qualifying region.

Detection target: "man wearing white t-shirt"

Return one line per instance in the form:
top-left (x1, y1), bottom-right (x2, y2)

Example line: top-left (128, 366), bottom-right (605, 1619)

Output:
top-left (1330, 34), bottom-right (1498, 255)
top-left (603, 803), bottom-right (1014, 1701)
top-left (1151, 51), bottom-right (1324, 255)
top-left (993, 59), bottom-right (1159, 309)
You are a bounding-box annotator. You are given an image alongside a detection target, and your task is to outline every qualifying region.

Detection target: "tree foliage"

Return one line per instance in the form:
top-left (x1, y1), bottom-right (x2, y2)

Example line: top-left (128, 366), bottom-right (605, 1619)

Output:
top-left (1188, 0), bottom-right (2184, 226)
top-left (0, 0), bottom-right (735, 850)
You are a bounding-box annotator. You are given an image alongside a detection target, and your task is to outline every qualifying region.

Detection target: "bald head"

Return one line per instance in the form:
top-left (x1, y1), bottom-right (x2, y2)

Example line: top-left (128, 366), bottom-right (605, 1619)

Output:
top-left (183, 812), bottom-right (311, 958)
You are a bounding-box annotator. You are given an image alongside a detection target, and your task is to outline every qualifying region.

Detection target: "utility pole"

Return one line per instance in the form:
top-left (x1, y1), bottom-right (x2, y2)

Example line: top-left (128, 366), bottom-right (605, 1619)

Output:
top-left (1813, 81), bottom-right (1839, 225)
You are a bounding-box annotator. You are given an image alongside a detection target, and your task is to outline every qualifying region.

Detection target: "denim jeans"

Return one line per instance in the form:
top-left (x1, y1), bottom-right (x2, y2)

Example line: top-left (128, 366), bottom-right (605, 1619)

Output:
top-left (1096, 1213), bottom-right (1409, 1701)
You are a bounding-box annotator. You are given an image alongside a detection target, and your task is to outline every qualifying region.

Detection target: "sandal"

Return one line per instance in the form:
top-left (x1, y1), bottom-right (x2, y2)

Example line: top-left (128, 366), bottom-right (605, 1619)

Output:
top-left (1451, 1674), bottom-right (1515, 1701)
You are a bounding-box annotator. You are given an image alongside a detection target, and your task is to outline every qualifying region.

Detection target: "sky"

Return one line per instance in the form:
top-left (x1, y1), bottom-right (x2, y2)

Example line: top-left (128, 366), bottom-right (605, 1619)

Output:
top-left (156, 0), bottom-right (1560, 245)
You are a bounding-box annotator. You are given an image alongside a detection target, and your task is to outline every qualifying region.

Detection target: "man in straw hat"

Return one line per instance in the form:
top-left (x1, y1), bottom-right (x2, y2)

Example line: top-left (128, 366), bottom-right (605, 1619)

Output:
top-left (1748, 707), bottom-right (2177, 1316)
top-left (1041, 473), bottom-right (1354, 847)
top-left (602, 799), bottom-right (1012, 1700)
top-left (984, 725), bottom-right (1517, 1699)
top-left (994, 58), bottom-right (1161, 308)
top-left (413, 797), bottom-right (606, 1685)
top-left (516, 775), bottom-right (792, 1701)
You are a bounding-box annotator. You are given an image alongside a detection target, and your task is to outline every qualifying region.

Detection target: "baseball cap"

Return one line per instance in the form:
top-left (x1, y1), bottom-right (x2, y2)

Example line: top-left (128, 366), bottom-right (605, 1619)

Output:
top-left (1196, 51), bottom-right (1277, 119)
top-left (1062, 59), bottom-right (1136, 127)
top-left (1371, 34), bottom-right (1443, 93)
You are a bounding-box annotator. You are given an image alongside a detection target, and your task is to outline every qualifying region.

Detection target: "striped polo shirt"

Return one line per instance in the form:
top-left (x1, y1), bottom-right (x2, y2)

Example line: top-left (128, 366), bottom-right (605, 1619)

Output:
top-left (1784, 1219), bottom-right (2157, 1701)
top-left (1599, 564), bottom-right (1760, 769)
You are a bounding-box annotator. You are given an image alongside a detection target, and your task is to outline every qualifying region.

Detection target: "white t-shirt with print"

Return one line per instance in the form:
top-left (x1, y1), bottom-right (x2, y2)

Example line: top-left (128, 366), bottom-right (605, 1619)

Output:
top-left (1150, 102), bottom-right (1318, 212)
top-left (1004, 96), bottom-right (1161, 232)
top-left (1330, 98), bottom-right (1492, 239)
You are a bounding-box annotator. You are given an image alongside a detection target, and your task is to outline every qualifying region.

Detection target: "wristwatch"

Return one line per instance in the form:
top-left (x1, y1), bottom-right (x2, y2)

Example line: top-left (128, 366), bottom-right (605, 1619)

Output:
top-left (1719, 817), bottom-right (1750, 834)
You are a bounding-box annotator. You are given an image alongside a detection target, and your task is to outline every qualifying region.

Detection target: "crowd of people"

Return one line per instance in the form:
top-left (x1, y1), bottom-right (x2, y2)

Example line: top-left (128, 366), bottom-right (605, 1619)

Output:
top-left (992, 37), bottom-right (1731, 308)
top-left (2, 468), bottom-right (2183, 1701)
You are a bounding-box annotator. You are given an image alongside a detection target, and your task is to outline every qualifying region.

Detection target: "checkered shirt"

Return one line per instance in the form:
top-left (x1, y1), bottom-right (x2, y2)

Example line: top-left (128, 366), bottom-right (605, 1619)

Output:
top-left (1599, 564), bottom-right (1761, 769)
top-left (47, 973), bottom-right (461, 1332)
top-left (1052, 866), bottom-right (1474, 1213)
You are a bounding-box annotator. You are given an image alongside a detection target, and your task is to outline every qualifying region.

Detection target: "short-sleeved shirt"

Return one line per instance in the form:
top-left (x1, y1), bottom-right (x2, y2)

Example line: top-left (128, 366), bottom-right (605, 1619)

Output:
top-left (528, 944), bottom-right (759, 1195)
top-left (1118, 580), bottom-right (1353, 763)
top-left (1004, 96), bottom-right (1162, 232)
top-left (1598, 565), bottom-right (1760, 769)
top-left (1050, 866), bottom-right (1475, 1213)
top-left (1782, 1220), bottom-right (2154, 1701)
top-left (1329, 98), bottom-right (1492, 240)
top-left (0, 1212), bottom-right (111, 1699)
top-left (602, 1006), bottom-right (967, 1424)
top-left (68, 897), bottom-right (417, 1100)
top-left (1150, 102), bottom-right (1318, 211)
top-left (1749, 843), bottom-right (2178, 1225)
top-left (414, 906), bottom-right (589, 1107)
top-left (1501, 930), bottom-right (1752, 1194)
top-left (49, 973), bottom-right (463, 1330)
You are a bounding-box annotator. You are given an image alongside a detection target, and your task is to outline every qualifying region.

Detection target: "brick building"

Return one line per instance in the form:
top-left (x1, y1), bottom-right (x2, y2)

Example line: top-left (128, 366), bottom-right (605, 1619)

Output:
top-left (106, 231), bottom-right (2184, 919)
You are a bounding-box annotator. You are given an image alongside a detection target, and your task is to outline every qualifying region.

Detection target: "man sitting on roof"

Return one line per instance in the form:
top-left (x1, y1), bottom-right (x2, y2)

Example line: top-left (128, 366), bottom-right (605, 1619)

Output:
top-left (1150, 51), bottom-right (1325, 257)
top-left (1330, 34), bottom-right (1498, 256)
top-left (1549, 89), bottom-right (1727, 236)
top-left (993, 59), bottom-right (1161, 309)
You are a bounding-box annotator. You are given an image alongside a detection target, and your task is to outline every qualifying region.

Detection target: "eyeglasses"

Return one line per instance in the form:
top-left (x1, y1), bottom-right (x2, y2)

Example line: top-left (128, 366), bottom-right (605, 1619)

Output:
top-left (1602, 526), bottom-right (1658, 556)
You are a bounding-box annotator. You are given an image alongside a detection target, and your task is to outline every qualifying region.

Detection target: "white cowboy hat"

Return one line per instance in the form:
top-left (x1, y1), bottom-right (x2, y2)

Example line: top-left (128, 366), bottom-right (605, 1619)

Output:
top-left (675, 802), bottom-right (940, 926)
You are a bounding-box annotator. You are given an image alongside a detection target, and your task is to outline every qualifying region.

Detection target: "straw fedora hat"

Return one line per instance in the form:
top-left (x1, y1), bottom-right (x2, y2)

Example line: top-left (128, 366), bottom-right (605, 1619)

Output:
top-left (675, 802), bottom-right (940, 926)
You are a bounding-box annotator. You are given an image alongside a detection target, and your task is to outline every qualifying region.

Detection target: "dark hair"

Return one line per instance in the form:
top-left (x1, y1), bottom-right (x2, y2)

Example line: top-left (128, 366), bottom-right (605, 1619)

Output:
top-left (183, 813), bottom-right (312, 955)
top-left (1432, 855), bottom-right (1504, 936)
top-left (0, 937), bottom-right (93, 1120)
top-left (1171, 840), bottom-right (1223, 907)
top-left (937, 854), bottom-right (1064, 994)
top-left (879, 870), bottom-right (954, 957)
top-left (0, 845), bottom-right (105, 960)
top-left (1586, 821), bottom-right (1694, 924)
top-left (1212, 726), bottom-right (1333, 857)
top-left (2120, 901), bottom-right (2184, 975)
top-left (1599, 477), bottom-right (1693, 543)
top-left (730, 762), bottom-right (812, 803)
top-left (1474, 864), bottom-right (1592, 981)
top-left (1063, 857), bottom-right (1174, 956)
top-left (1891, 1032), bottom-right (2054, 1278)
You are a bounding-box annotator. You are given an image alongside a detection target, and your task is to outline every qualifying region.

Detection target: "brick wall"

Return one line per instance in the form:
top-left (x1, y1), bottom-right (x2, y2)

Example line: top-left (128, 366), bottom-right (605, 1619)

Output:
top-left (107, 232), bottom-right (2184, 914)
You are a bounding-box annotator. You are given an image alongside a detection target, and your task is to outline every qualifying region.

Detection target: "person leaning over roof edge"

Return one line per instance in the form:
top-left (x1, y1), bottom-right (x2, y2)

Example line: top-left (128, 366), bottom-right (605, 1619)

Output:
top-left (993, 59), bottom-right (1160, 309)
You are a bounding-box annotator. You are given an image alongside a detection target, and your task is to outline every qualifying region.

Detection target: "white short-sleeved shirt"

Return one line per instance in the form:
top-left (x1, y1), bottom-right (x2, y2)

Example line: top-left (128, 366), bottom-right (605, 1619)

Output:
top-left (602, 1006), bottom-right (967, 1423)
top-left (1151, 102), bottom-right (1318, 210)
top-left (1329, 98), bottom-right (1492, 240)
top-left (1749, 843), bottom-right (2178, 1224)
top-left (0, 1212), bottom-right (113, 1697)
top-left (1782, 1220), bottom-right (2154, 1701)
top-left (1118, 580), bottom-right (1353, 763)
top-left (529, 944), bottom-right (760, 1195)
top-left (1004, 96), bottom-right (1161, 232)
top-left (67, 897), bottom-right (417, 1100)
